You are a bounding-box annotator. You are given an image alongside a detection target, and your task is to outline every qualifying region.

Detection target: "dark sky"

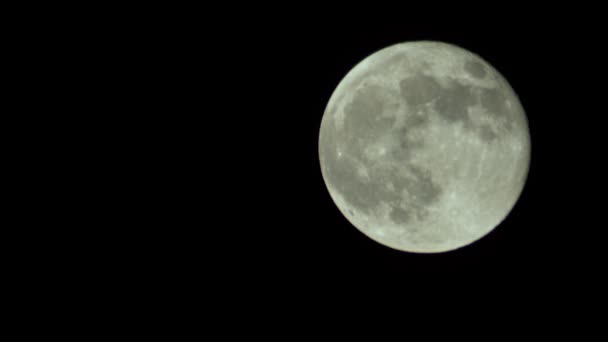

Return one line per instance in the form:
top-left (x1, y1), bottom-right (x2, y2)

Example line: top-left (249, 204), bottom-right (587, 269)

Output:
top-left (18, 5), bottom-right (606, 328)
top-left (107, 8), bottom-right (605, 302)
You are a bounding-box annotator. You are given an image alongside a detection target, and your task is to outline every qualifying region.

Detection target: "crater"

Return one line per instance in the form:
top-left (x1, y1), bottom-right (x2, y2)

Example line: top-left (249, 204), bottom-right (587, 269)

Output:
top-left (464, 60), bottom-right (486, 79)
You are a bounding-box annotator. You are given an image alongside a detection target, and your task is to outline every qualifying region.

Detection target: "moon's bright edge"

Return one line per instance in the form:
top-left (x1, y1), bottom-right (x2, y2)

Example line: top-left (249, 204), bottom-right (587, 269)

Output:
top-left (318, 41), bottom-right (530, 253)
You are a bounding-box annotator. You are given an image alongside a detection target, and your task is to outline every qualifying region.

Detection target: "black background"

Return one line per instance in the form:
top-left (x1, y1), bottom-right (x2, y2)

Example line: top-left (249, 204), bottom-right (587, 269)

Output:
top-left (43, 7), bottom-right (603, 304)
top-left (15, 4), bottom-right (607, 329)
top-left (7, 4), bottom-right (608, 335)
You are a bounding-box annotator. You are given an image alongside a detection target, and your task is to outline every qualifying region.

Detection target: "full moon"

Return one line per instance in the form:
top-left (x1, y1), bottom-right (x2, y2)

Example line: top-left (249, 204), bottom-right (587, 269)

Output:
top-left (318, 41), bottom-right (530, 253)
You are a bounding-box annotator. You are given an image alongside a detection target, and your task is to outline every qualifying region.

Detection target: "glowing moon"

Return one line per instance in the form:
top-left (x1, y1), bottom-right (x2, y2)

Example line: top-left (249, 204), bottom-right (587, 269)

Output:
top-left (318, 41), bottom-right (530, 253)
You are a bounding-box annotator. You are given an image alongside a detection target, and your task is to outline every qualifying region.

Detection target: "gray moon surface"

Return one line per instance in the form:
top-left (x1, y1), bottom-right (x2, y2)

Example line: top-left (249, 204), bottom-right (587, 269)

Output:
top-left (318, 41), bottom-right (530, 253)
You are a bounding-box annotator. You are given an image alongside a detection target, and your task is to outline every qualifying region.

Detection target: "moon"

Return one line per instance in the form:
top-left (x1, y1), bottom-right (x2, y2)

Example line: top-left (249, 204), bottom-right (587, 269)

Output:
top-left (318, 41), bottom-right (530, 253)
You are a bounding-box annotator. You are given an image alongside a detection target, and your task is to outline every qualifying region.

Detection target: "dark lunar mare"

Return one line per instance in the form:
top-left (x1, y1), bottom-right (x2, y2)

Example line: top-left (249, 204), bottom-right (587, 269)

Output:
top-left (400, 71), bottom-right (515, 143)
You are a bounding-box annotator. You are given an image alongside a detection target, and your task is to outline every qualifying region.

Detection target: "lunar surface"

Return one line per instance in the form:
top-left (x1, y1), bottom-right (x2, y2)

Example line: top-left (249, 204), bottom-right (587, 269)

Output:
top-left (318, 41), bottom-right (530, 253)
